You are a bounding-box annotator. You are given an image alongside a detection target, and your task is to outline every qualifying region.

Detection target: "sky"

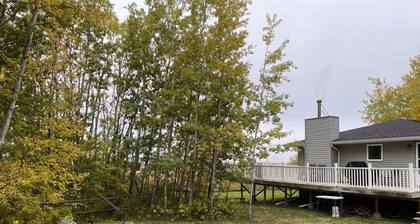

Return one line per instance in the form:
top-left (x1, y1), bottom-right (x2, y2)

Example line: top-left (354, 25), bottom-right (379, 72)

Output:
top-left (110, 0), bottom-right (420, 162)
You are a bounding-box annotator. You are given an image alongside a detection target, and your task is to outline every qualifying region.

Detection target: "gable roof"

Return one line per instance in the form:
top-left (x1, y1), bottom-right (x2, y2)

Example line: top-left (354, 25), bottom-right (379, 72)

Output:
top-left (333, 119), bottom-right (420, 143)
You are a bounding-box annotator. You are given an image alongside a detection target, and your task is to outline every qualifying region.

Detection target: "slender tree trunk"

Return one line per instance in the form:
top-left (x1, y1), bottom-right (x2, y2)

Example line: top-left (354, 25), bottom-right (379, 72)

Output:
top-left (162, 56), bottom-right (175, 209)
top-left (163, 173), bottom-right (168, 208)
top-left (150, 171), bottom-right (159, 207)
top-left (129, 115), bottom-right (147, 196)
top-left (150, 126), bottom-right (163, 207)
top-left (196, 159), bottom-right (204, 196)
top-left (0, 0), bottom-right (7, 33)
top-left (81, 76), bottom-right (92, 140)
top-left (188, 91), bottom-right (200, 206)
top-left (248, 37), bottom-right (271, 221)
top-left (188, 139), bottom-right (197, 206)
top-left (207, 146), bottom-right (218, 208)
top-left (187, 4), bottom-right (208, 205)
top-left (178, 137), bottom-right (189, 205)
top-left (248, 124), bottom-right (259, 220)
top-left (208, 70), bottom-right (224, 208)
top-left (129, 134), bottom-right (142, 195)
top-left (92, 86), bottom-right (102, 156)
top-left (140, 122), bottom-right (157, 200)
top-left (0, 4), bottom-right (39, 150)
top-left (163, 119), bottom-right (174, 209)
top-left (177, 172), bottom-right (185, 205)
top-left (224, 161), bottom-right (235, 203)
top-left (128, 75), bottom-right (147, 195)
top-left (173, 168), bottom-right (179, 199)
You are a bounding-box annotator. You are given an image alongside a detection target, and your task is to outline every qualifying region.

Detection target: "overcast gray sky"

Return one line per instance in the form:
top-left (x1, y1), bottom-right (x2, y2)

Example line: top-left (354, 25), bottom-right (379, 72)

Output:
top-left (110, 0), bottom-right (420, 162)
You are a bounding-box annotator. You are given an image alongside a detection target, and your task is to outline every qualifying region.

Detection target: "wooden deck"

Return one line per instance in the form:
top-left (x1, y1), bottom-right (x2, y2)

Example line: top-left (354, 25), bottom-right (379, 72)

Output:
top-left (251, 164), bottom-right (420, 199)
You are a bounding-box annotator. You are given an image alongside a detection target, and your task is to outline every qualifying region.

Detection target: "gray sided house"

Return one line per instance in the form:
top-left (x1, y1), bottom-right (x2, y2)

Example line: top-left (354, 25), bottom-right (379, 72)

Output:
top-left (298, 117), bottom-right (420, 169)
top-left (249, 102), bottom-right (420, 219)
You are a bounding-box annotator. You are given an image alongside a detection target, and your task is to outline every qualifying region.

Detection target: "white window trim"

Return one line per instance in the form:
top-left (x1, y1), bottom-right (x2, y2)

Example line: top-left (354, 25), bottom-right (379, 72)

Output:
top-left (366, 144), bottom-right (383, 161)
top-left (416, 142), bottom-right (420, 168)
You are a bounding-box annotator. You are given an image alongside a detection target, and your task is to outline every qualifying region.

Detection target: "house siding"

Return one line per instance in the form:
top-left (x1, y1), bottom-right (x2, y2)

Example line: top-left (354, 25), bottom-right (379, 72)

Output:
top-left (305, 116), bottom-right (339, 166)
top-left (338, 141), bottom-right (416, 168)
top-left (331, 149), bottom-right (338, 165)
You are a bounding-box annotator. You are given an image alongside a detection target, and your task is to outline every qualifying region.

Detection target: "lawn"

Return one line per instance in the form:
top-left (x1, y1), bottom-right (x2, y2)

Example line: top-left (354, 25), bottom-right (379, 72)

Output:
top-left (98, 203), bottom-right (406, 224)
top-left (93, 187), bottom-right (408, 224)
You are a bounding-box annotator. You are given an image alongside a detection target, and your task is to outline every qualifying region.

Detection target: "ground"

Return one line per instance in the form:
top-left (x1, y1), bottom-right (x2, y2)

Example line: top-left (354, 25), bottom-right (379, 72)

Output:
top-left (98, 203), bottom-right (406, 224)
top-left (85, 186), bottom-right (409, 224)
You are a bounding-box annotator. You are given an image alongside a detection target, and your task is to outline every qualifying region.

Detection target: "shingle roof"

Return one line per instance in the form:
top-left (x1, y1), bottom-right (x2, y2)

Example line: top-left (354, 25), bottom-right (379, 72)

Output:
top-left (333, 119), bottom-right (420, 142)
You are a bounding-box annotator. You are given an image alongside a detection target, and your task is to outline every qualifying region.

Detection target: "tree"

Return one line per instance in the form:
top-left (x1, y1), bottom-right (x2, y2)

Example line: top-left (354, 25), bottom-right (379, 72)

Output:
top-left (0, 0), bottom-right (296, 221)
top-left (0, 1), bottom-right (39, 150)
top-left (362, 56), bottom-right (420, 123)
top-left (0, 0), bottom-right (118, 222)
top-left (245, 14), bottom-right (295, 220)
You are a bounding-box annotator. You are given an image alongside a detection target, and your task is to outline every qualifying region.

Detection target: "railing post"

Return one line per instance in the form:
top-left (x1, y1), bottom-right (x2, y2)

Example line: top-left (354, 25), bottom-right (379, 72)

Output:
top-left (282, 164), bottom-right (285, 181)
top-left (334, 163), bottom-right (338, 187)
top-left (306, 163), bottom-right (310, 183)
top-left (368, 163), bottom-right (372, 190)
top-left (409, 163), bottom-right (415, 192)
top-left (262, 164), bottom-right (265, 178)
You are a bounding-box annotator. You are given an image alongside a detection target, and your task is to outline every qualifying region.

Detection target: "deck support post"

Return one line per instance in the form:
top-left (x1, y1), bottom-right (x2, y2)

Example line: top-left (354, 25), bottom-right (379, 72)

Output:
top-left (240, 183), bottom-right (244, 201)
top-left (419, 200), bottom-right (420, 211)
top-left (253, 183), bottom-right (256, 202)
top-left (308, 190), bottom-right (314, 210)
top-left (373, 196), bottom-right (381, 218)
top-left (284, 187), bottom-right (289, 205)
top-left (263, 185), bottom-right (267, 201)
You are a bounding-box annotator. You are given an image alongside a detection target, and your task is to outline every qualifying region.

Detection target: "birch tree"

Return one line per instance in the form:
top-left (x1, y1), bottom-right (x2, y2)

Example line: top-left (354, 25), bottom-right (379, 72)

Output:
top-left (246, 15), bottom-right (295, 220)
top-left (0, 2), bottom-right (39, 150)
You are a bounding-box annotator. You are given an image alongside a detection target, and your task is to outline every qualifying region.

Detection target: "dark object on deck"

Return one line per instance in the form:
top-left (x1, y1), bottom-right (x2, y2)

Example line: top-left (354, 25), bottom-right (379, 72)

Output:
top-left (345, 161), bottom-right (368, 167)
top-left (345, 162), bottom-right (368, 186)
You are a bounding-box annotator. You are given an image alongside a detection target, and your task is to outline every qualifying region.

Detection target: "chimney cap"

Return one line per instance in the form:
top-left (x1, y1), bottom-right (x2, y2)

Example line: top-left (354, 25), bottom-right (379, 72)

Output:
top-left (317, 99), bottom-right (322, 103)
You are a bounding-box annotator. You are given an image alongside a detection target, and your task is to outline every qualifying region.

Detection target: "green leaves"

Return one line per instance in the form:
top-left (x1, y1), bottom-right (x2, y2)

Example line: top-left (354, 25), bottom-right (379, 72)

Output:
top-left (0, 0), bottom-right (296, 219)
top-left (0, 0), bottom-right (119, 222)
top-left (245, 14), bottom-right (295, 166)
top-left (362, 56), bottom-right (420, 123)
top-left (262, 14), bottom-right (282, 46)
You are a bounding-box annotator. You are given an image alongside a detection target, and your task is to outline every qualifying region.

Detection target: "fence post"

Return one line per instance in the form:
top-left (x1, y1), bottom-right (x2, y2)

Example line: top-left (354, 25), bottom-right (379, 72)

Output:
top-left (334, 163), bottom-right (338, 187)
top-left (306, 163), bottom-right (310, 183)
top-left (409, 163), bottom-right (415, 192)
top-left (368, 163), bottom-right (372, 190)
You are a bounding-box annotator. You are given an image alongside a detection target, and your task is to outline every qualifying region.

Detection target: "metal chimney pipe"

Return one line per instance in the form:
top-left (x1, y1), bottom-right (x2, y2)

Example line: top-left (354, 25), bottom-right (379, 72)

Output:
top-left (317, 100), bottom-right (322, 118)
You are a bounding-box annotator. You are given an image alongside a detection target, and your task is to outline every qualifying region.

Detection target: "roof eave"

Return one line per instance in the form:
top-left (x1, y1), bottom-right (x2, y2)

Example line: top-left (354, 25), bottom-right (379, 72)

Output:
top-left (332, 136), bottom-right (420, 145)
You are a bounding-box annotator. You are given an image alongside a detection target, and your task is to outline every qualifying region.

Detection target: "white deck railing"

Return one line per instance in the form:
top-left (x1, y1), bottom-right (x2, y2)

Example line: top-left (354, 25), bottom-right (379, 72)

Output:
top-left (253, 163), bottom-right (420, 192)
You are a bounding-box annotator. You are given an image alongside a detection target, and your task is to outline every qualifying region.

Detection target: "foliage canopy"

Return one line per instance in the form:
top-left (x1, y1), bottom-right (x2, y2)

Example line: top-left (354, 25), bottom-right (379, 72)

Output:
top-left (0, 0), bottom-right (294, 222)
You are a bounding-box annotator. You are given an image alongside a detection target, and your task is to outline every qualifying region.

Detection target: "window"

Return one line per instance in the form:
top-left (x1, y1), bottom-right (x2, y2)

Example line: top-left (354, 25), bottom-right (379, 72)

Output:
top-left (367, 144), bottom-right (383, 161)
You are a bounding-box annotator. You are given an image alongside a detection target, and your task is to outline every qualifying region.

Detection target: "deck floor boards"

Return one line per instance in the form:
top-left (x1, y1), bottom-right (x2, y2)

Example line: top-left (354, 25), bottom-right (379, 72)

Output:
top-left (253, 178), bottom-right (420, 199)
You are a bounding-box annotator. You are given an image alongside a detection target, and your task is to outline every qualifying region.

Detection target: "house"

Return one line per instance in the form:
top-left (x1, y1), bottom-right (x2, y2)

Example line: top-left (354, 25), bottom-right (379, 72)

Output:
top-left (248, 101), bottom-right (420, 218)
top-left (299, 116), bottom-right (420, 169)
